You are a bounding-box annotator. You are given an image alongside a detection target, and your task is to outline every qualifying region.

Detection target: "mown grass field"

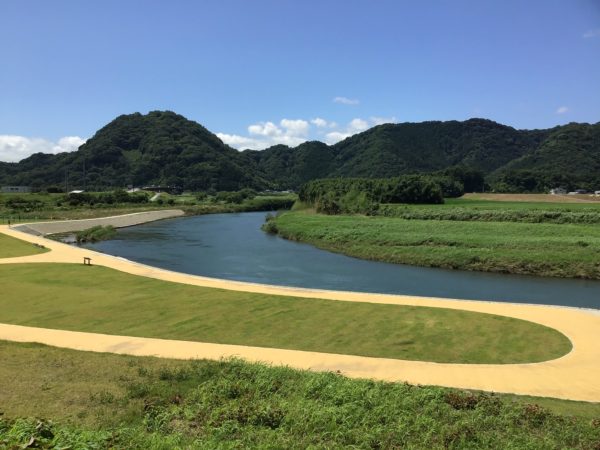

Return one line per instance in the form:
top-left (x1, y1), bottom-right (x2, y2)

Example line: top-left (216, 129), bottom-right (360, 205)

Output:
top-left (0, 233), bottom-right (48, 258)
top-left (0, 341), bottom-right (599, 449)
top-left (0, 263), bottom-right (571, 364)
top-left (270, 209), bottom-right (600, 279)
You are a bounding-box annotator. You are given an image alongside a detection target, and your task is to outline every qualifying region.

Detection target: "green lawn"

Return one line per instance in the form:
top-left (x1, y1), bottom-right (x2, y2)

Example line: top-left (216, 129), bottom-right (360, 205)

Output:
top-left (0, 341), bottom-right (598, 449)
top-left (271, 211), bottom-right (600, 279)
top-left (0, 263), bottom-right (571, 364)
top-left (0, 233), bottom-right (48, 258)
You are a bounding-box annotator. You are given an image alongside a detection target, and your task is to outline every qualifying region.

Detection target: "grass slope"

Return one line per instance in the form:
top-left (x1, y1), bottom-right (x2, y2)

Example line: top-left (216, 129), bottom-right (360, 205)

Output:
top-left (271, 210), bottom-right (600, 279)
top-left (0, 263), bottom-right (571, 364)
top-left (0, 233), bottom-right (47, 258)
top-left (0, 341), bottom-right (599, 449)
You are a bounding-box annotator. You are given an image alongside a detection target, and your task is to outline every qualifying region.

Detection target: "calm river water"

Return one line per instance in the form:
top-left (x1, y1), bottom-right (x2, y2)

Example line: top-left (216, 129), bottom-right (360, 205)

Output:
top-left (86, 212), bottom-right (600, 309)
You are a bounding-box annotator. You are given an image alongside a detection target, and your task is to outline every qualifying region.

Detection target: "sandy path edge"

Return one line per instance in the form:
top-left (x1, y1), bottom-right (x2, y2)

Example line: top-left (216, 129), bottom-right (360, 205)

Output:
top-left (1, 222), bottom-right (600, 402)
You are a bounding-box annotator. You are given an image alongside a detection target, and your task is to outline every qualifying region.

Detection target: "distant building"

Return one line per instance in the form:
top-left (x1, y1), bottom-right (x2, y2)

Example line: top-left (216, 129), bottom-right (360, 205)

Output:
top-left (549, 187), bottom-right (566, 195)
top-left (68, 190), bottom-right (85, 194)
top-left (1, 186), bottom-right (31, 193)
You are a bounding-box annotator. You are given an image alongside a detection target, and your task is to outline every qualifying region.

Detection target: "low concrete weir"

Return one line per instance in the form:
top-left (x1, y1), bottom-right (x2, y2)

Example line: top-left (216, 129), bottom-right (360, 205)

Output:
top-left (12, 209), bottom-right (184, 236)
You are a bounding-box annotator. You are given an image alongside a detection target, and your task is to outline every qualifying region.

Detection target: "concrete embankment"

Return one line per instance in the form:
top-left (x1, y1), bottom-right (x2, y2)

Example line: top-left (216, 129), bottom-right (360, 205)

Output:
top-left (13, 209), bottom-right (185, 236)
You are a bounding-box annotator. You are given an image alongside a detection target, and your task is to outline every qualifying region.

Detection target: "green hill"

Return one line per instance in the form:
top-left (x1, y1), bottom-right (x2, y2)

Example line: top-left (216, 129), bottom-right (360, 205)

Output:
top-left (1, 111), bottom-right (598, 192)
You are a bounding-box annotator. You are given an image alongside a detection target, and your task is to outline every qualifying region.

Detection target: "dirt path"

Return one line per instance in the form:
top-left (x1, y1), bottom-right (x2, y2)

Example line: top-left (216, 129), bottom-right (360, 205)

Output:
top-left (1, 223), bottom-right (600, 402)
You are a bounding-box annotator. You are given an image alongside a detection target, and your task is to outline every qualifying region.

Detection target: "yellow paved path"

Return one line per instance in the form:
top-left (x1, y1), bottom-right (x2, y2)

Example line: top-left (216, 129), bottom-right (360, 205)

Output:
top-left (1, 224), bottom-right (599, 402)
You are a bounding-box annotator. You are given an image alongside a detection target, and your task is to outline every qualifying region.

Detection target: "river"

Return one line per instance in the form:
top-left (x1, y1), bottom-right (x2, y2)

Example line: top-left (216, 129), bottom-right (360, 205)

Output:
top-left (86, 212), bottom-right (600, 309)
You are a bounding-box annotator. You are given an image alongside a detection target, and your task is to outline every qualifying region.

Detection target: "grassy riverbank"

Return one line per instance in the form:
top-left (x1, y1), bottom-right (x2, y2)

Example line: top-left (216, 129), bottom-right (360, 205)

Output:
top-left (0, 263), bottom-right (571, 364)
top-left (0, 233), bottom-right (48, 258)
top-left (0, 192), bottom-right (295, 224)
top-left (268, 209), bottom-right (600, 279)
top-left (1, 341), bottom-right (599, 449)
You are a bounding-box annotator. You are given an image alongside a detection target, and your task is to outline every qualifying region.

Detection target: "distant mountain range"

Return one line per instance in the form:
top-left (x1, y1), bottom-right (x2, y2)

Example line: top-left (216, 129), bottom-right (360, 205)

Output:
top-left (1, 111), bottom-right (598, 192)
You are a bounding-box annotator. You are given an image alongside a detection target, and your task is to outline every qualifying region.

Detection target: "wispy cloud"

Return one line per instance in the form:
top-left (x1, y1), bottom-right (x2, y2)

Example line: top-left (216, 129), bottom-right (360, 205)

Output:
top-left (582, 29), bottom-right (600, 38)
top-left (556, 106), bottom-right (569, 114)
top-left (333, 96), bottom-right (360, 105)
top-left (0, 135), bottom-right (86, 162)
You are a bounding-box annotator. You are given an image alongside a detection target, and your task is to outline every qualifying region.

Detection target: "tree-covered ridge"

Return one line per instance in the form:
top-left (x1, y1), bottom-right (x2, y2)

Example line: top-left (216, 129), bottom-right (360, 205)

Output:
top-left (1, 111), bottom-right (598, 192)
top-left (2, 111), bottom-right (269, 192)
top-left (491, 122), bottom-right (600, 192)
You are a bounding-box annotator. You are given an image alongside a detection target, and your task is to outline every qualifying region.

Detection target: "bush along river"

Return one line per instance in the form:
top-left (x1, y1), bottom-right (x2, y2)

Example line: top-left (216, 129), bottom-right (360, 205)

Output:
top-left (85, 211), bottom-right (600, 309)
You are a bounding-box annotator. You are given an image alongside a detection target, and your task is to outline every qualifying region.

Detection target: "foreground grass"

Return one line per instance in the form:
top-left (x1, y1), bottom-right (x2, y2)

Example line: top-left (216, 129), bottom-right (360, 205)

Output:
top-left (0, 233), bottom-right (48, 258)
top-left (0, 263), bottom-right (571, 364)
top-left (270, 211), bottom-right (600, 279)
top-left (0, 341), bottom-right (598, 449)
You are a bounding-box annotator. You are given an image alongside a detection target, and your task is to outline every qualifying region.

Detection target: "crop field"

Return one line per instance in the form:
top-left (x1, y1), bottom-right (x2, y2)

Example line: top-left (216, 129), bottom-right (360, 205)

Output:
top-left (270, 206), bottom-right (600, 279)
top-left (462, 193), bottom-right (600, 203)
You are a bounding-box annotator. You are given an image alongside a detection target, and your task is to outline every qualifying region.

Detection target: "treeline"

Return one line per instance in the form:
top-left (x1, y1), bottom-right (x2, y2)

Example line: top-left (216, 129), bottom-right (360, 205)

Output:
top-left (62, 190), bottom-right (150, 207)
top-left (298, 175), bottom-right (453, 214)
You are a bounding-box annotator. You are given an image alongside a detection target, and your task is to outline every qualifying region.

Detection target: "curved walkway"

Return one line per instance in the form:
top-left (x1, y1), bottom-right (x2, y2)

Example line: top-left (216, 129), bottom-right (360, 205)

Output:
top-left (1, 223), bottom-right (600, 402)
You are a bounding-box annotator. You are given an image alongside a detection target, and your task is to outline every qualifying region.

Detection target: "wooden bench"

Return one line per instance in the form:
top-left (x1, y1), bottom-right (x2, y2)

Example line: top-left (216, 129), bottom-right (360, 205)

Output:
top-left (83, 257), bottom-right (92, 266)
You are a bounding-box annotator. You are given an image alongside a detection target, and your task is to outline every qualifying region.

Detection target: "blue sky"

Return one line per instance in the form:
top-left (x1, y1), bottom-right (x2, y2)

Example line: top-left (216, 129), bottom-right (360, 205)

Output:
top-left (0, 0), bottom-right (599, 161)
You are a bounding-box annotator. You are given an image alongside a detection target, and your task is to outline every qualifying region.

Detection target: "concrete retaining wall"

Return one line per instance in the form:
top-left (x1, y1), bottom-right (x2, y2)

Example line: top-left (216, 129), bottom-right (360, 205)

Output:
top-left (14, 209), bottom-right (185, 236)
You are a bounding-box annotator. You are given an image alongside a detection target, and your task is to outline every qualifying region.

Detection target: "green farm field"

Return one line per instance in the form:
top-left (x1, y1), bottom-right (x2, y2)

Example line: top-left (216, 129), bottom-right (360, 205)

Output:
top-left (270, 204), bottom-right (600, 279)
top-left (0, 263), bottom-right (571, 364)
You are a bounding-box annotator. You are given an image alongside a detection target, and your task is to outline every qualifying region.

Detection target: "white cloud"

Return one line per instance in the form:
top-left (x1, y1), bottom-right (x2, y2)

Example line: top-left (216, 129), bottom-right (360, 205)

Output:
top-left (311, 117), bottom-right (328, 128)
top-left (583, 29), bottom-right (600, 38)
top-left (324, 117), bottom-right (398, 145)
top-left (219, 118), bottom-right (310, 150)
top-left (370, 116), bottom-right (398, 126)
top-left (556, 106), bottom-right (569, 114)
top-left (333, 96), bottom-right (360, 105)
top-left (0, 135), bottom-right (86, 163)
top-left (280, 119), bottom-right (309, 136)
top-left (348, 118), bottom-right (369, 132)
top-left (248, 121), bottom-right (281, 137)
top-left (219, 115), bottom-right (398, 149)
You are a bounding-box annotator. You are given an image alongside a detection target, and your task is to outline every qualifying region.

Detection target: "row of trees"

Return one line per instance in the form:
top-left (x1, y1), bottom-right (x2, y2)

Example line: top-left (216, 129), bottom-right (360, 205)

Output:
top-left (298, 175), bottom-right (451, 214)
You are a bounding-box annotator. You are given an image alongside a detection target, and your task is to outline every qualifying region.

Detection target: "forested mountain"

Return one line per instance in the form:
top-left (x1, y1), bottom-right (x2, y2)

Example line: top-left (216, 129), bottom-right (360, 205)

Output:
top-left (1, 111), bottom-right (598, 192)
top-left (1, 111), bottom-right (269, 191)
top-left (491, 122), bottom-right (600, 191)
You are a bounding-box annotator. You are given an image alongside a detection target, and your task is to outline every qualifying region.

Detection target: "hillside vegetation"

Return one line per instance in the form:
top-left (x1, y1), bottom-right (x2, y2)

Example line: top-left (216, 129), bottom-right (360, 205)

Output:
top-left (1, 111), bottom-right (598, 193)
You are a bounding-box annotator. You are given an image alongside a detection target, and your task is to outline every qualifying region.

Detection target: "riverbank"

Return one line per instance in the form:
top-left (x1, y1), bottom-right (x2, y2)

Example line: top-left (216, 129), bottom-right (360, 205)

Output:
top-left (1, 224), bottom-right (600, 402)
top-left (267, 210), bottom-right (600, 279)
top-left (12, 209), bottom-right (185, 236)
